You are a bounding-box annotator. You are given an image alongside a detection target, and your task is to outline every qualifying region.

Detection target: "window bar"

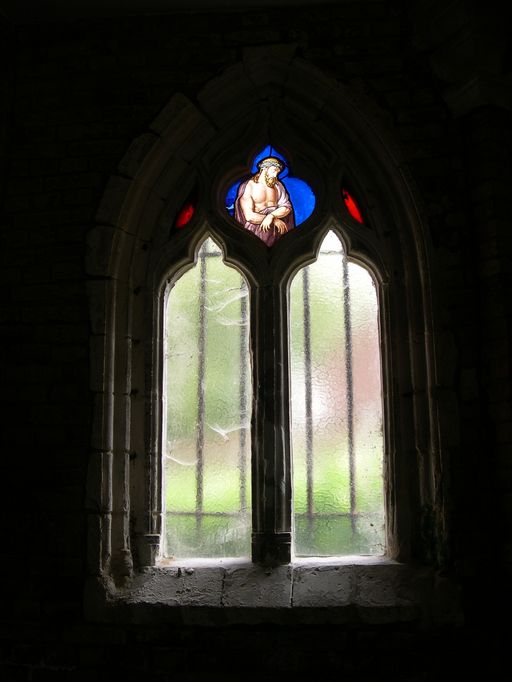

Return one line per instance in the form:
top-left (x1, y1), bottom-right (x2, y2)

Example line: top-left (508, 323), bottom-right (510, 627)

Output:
top-left (302, 267), bottom-right (314, 540)
top-left (238, 280), bottom-right (248, 513)
top-left (195, 243), bottom-right (208, 537)
top-left (342, 253), bottom-right (356, 535)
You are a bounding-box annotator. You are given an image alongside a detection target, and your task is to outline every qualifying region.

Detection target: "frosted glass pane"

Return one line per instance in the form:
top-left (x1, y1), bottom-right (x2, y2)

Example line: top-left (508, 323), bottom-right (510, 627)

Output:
top-left (164, 237), bottom-right (251, 558)
top-left (290, 230), bottom-right (384, 556)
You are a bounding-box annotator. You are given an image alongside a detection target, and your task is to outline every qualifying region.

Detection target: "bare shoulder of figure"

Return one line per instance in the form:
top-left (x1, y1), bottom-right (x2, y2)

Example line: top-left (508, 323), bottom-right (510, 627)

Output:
top-left (242, 179), bottom-right (256, 196)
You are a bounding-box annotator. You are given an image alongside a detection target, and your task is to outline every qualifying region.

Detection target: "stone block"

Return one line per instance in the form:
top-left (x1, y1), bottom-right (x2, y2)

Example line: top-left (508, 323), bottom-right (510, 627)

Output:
top-left (90, 391), bottom-right (114, 452)
top-left (355, 563), bottom-right (414, 607)
top-left (196, 63), bottom-right (260, 129)
top-left (152, 155), bottom-right (191, 203)
top-left (96, 176), bottom-right (132, 227)
top-left (292, 564), bottom-right (352, 607)
top-left (150, 93), bottom-right (197, 137)
top-left (222, 564), bottom-right (292, 607)
top-left (85, 225), bottom-right (117, 277)
top-left (177, 566), bottom-right (225, 607)
top-left (118, 132), bottom-right (159, 180)
top-left (132, 566), bottom-right (224, 607)
top-left (86, 280), bottom-right (112, 336)
top-left (89, 334), bottom-right (109, 393)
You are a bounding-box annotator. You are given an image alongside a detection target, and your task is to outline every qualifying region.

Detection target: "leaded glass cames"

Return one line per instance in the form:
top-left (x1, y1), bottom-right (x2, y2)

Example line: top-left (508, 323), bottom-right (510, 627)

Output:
top-left (162, 149), bottom-right (385, 560)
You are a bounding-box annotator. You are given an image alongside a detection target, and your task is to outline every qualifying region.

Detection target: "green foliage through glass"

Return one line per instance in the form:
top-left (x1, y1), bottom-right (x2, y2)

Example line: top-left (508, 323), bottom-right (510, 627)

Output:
top-left (164, 237), bottom-right (251, 558)
top-left (289, 230), bottom-right (385, 556)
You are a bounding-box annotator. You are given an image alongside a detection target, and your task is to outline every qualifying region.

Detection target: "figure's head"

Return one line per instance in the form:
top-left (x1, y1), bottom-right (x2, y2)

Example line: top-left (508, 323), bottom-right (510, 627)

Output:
top-left (257, 157), bottom-right (284, 187)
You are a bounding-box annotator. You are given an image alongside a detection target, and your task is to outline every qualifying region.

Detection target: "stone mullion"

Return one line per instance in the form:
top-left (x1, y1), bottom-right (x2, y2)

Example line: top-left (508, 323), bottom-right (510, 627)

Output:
top-left (251, 282), bottom-right (292, 565)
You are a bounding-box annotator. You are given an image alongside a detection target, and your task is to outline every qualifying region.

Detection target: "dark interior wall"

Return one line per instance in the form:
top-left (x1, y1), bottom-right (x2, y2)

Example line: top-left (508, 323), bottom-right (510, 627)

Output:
top-left (0, 3), bottom-right (510, 679)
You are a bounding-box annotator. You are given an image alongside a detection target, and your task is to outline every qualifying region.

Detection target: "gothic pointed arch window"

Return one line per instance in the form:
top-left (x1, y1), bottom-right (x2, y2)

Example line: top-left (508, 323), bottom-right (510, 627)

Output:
top-left (88, 64), bottom-right (448, 610)
top-left (160, 146), bottom-right (385, 562)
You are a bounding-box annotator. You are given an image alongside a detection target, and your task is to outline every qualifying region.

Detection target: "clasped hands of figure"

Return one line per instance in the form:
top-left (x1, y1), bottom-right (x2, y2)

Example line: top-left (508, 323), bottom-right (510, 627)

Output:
top-left (260, 213), bottom-right (288, 234)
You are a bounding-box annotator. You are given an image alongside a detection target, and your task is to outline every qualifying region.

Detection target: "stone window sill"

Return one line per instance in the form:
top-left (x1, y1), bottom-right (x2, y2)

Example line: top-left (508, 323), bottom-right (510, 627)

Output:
top-left (87, 556), bottom-right (463, 627)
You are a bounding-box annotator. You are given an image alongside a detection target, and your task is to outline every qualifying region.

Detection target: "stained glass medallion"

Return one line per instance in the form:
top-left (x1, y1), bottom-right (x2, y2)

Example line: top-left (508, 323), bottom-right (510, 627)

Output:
top-left (226, 146), bottom-right (316, 246)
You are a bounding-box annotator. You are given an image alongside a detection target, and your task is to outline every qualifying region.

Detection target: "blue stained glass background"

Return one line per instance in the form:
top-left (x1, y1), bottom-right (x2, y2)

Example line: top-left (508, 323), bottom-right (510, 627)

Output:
top-left (225, 145), bottom-right (315, 227)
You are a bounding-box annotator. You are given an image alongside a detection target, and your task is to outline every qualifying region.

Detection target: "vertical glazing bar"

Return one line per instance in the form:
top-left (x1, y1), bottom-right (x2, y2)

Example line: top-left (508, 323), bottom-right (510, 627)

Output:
top-left (342, 254), bottom-right (356, 534)
top-left (239, 280), bottom-right (248, 512)
top-left (302, 268), bottom-right (314, 534)
top-left (195, 245), bottom-right (208, 533)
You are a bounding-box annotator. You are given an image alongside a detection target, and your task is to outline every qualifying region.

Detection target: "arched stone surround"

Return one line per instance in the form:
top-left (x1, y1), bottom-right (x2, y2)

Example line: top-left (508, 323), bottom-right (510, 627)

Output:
top-left (86, 50), bottom-right (453, 614)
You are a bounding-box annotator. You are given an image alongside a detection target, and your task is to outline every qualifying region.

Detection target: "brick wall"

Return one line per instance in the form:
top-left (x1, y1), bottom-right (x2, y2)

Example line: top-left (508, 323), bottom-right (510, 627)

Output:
top-left (0, 4), bottom-right (510, 679)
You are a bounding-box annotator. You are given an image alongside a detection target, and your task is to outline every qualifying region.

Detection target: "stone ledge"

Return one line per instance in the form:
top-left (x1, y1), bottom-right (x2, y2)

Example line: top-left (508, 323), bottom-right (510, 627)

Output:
top-left (85, 557), bottom-right (463, 627)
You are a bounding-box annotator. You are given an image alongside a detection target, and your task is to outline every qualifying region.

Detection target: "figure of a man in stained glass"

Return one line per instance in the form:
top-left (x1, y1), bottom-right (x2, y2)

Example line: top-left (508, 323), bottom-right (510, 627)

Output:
top-left (234, 157), bottom-right (295, 247)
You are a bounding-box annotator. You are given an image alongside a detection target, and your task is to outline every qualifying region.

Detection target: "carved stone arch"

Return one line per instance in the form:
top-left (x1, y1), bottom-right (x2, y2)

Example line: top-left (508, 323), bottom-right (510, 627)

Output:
top-left (87, 51), bottom-right (446, 580)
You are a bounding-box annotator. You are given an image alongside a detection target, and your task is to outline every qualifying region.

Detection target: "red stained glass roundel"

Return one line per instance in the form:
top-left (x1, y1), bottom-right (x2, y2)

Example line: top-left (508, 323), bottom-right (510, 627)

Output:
top-left (342, 188), bottom-right (364, 224)
top-left (174, 202), bottom-right (195, 229)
